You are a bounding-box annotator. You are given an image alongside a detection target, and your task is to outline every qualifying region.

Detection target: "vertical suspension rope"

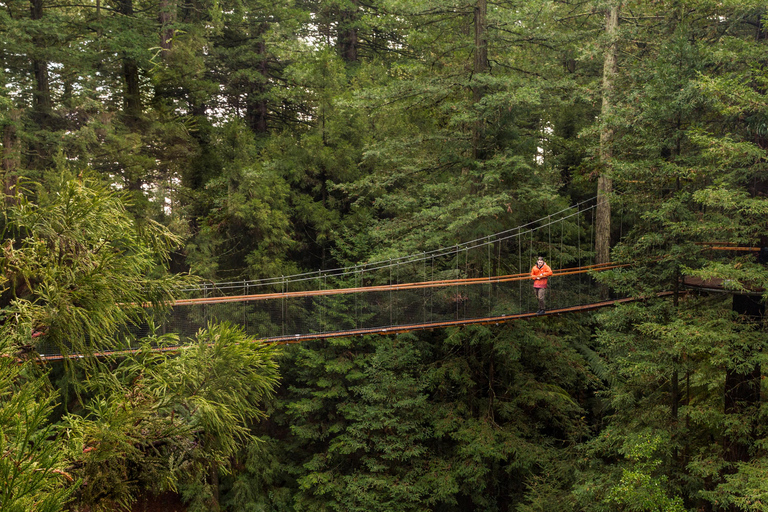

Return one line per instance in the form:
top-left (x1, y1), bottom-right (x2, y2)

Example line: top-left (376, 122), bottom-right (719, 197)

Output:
top-left (488, 239), bottom-right (492, 317)
top-left (548, 215), bottom-right (552, 256)
top-left (203, 283), bottom-right (208, 328)
top-left (281, 275), bottom-right (285, 336)
top-left (530, 228), bottom-right (534, 313)
top-left (578, 208), bottom-right (582, 305)
top-left (360, 266), bottom-right (365, 329)
top-left (497, 236), bottom-right (501, 276)
top-left (464, 246), bottom-right (469, 320)
top-left (396, 259), bottom-right (399, 326)
top-left (530, 226), bottom-right (533, 261)
top-left (497, 238), bottom-right (502, 314)
top-left (590, 208), bottom-right (596, 302)
top-left (560, 218), bottom-right (564, 272)
top-left (323, 273), bottom-right (327, 333)
top-left (431, 255), bottom-right (434, 323)
top-left (389, 259), bottom-right (393, 327)
top-left (244, 280), bottom-right (248, 334)
top-left (518, 227), bottom-right (522, 311)
top-left (548, 215), bottom-right (552, 309)
top-left (423, 253), bottom-right (427, 325)
top-left (455, 245), bottom-right (459, 320)
top-left (591, 208), bottom-right (595, 266)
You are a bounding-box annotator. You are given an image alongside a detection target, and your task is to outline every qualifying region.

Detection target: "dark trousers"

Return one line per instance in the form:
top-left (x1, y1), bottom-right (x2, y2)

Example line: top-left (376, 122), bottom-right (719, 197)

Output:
top-left (534, 287), bottom-right (547, 310)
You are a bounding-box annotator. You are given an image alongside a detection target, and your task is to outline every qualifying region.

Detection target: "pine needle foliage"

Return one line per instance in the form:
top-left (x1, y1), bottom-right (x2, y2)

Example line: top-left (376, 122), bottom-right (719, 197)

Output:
top-left (61, 322), bottom-right (281, 511)
top-left (0, 356), bottom-right (76, 512)
top-left (0, 173), bottom-right (193, 359)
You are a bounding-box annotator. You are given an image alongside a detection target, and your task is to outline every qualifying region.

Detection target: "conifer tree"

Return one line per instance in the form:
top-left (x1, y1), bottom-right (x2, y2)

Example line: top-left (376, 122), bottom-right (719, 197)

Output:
top-left (0, 175), bottom-right (281, 510)
top-left (575, 2), bottom-right (768, 510)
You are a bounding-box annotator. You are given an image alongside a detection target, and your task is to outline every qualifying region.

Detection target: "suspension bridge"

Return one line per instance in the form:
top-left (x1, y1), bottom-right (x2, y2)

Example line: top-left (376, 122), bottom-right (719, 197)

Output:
top-left (35, 197), bottom-right (761, 361)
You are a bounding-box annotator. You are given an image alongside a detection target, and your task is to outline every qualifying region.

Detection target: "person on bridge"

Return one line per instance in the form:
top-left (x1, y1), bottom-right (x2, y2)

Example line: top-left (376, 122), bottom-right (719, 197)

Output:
top-left (530, 256), bottom-right (553, 315)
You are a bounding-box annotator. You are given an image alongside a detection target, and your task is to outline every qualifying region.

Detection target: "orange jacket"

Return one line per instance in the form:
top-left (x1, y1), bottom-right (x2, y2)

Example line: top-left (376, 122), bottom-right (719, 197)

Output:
top-left (530, 262), bottom-right (553, 288)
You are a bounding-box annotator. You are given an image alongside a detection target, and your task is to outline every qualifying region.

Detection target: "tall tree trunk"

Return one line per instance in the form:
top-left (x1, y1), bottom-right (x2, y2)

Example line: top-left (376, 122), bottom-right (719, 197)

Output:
top-left (472, 0), bottom-right (487, 160)
top-left (474, 0), bottom-right (488, 76)
top-left (158, 0), bottom-right (176, 57)
top-left (246, 24), bottom-right (269, 134)
top-left (122, 58), bottom-right (142, 127)
top-left (116, 0), bottom-right (144, 197)
top-left (596, 2), bottom-right (620, 266)
top-left (30, 0), bottom-right (51, 117)
top-left (2, 110), bottom-right (21, 204)
top-left (29, 0), bottom-right (55, 169)
top-left (119, 0), bottom-right (141, 127)
top-left (337, 0), bottom-right (359, 63)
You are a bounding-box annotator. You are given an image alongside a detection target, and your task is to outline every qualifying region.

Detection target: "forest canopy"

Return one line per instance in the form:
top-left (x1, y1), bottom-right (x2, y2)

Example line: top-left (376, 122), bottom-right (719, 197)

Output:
top-left (1, 0), bottom-right (768, 510)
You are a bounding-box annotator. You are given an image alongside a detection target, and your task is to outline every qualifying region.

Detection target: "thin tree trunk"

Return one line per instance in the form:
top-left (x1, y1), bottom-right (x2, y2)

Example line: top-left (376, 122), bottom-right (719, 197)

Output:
top-left (474, 0), bottom-right (488, 77)
top-left (159, 0), bottom-right (176, 57)
top-left (472, 0), bottom-right (487, 160)
top-left (209, 460), bottom-right (221, 511)
top-left (30, 0), bottom-right (51, 116)
top-left (116, 0), bottom-right (144, 196)
top-left (246, 24), bottom-right (269, 134)
top-left (122, 58), bottom-right (142, 126)
top-left (2, 110), bottom-right (20, 204)
top-left (29, 0), bottom-right (56, 170)
top-left (596, 2), bottom-right (620, 266)
top-left (119, 0), bottom-right (141, 126)
top-left (337, 0), bottom-right (359, 63)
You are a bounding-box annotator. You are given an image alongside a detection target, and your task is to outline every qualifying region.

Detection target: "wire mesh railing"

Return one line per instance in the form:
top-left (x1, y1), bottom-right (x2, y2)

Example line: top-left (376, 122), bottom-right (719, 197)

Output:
top-left (153, 265), bottom-right (612, 342)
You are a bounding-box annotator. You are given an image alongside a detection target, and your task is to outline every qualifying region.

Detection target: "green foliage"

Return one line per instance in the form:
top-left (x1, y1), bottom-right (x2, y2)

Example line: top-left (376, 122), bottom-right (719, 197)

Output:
top-left (0, 174), bottom-right (192, 357)
top-left (61, 322), bottom-right (280, 511)
top-left (0, 176), bottom-right (281, 511)
top-left (2, 0), bottom-right (768, 509)
top-left (223, 316), bottom-right (598, 511)
top-left (185, 121), bottom-right (298, 280)
top-left (702, 458), bottom-right (768, 511)
top-left (0, 357), bottom-right (76, 512)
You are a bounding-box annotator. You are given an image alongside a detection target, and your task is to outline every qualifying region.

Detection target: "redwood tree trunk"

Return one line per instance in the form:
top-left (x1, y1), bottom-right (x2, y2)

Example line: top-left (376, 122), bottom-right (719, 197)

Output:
top-left (159, 0), bottom-right (176, 57)
top-left (30, 0), bottom-right (51, 118)
top-left (2, 110), bottom-right (20, 204)
top-left (119, 0), bottom-right (142, 126)
top-left (246, 25), bottom-right (269, 134)
top-left (472, 0), bottom-right (487, 160)
top-left (337, 0), bottom-right (359, 63)
top-left (596, 2), bottom-right (620, 266)
top-left (29, 0), bottom-right (55, 169)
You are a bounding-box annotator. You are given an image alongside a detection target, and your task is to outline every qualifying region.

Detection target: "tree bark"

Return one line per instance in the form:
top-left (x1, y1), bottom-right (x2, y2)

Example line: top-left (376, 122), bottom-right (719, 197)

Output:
top-left (337, 0), bottom-right (359, 63)
top-left (119, 0), bottom-right (142, 127)
top-left (246, 24), bottom-right (269, 134)
top-left (158, 0), bottom-right (176, 57)
top-left (28, 0), bottom-right (57, 170)
top-left (30, 0), bottom-right (51, 118)
top-left (472, 0), bottom-right (487, 160)
top-left (2, 110), bottom-right (21, 205)
top-left (474, 0), bottom-right (488, 77)
top-left (596, 2), bottom-right (620, 266)
top-left (122, 58), bottom-right (142, 126)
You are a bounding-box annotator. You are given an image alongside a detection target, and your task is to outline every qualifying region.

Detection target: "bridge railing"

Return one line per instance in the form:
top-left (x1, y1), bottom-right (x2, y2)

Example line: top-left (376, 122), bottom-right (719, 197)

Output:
top-left (132, 267), bottom-right (607, 343)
